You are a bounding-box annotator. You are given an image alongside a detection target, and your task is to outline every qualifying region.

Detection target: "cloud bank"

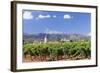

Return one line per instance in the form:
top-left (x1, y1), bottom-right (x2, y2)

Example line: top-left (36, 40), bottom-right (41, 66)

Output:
top-left (23, 11), bottom-right (33, 20)
top-left (64, 14), bottom-right (72, 19)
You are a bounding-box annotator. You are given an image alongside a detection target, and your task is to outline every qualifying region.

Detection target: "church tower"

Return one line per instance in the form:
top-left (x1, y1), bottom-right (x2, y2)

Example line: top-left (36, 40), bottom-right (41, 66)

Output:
top-left (44, 34), bottom-right (47, 43)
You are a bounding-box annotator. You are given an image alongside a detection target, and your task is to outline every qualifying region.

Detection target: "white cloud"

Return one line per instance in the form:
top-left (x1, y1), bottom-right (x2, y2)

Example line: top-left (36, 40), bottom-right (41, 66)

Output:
top-left (64, 14), bottom-right (72, 19)
top-left (48, 31), bottom-right (64, 34)
top-left (53, 15), bottom-right (56, 18)
top-left (48, 30), bottom-right (65, 34)
top-left (23, 11), bottom-right (33, 20)
top-left (45, 29), bottom-right (64, 34)
top-left (37, 14), bottom-right (51, 19)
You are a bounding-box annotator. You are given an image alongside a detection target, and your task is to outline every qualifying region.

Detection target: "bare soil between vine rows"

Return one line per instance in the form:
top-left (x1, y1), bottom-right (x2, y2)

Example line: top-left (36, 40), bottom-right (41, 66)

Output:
top-left (23, 55), bottom-right (91, 62)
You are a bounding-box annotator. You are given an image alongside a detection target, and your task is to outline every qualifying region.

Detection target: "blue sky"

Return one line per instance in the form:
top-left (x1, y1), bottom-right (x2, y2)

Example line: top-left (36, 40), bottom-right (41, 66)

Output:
top-left (23, 10), bottom-right (91, 35)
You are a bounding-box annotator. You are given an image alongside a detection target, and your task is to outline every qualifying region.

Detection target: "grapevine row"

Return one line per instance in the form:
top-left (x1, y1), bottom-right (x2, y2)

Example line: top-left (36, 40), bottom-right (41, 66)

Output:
top-left (23, 41), bottom-right (91, 61)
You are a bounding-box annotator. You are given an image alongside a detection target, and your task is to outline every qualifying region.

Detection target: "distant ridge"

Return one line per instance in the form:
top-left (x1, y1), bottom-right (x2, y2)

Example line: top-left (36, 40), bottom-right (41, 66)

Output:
top-left (23, 32), bottom-right (90, 43)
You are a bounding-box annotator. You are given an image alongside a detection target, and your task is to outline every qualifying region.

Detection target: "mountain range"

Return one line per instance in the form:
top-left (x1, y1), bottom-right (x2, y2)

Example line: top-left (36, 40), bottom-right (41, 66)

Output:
top-left (23, 33), bottom-right (90, 43)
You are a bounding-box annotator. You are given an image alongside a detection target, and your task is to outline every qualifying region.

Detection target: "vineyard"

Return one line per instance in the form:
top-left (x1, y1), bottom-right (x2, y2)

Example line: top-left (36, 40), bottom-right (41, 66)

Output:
top-left (23, 41), bottom-right (91, 62)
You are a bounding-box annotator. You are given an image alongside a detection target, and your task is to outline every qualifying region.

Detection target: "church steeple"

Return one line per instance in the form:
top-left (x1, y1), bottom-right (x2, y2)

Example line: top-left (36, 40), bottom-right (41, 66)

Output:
top-left (44, 34), bottom-right (47, 43)
top-left (44, 28), bottom-right (49, 43)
